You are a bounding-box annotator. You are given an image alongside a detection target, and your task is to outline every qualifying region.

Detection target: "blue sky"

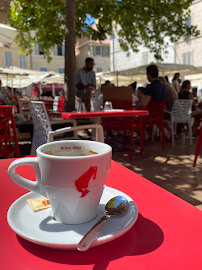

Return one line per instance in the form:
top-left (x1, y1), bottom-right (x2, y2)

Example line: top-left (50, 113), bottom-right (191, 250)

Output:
top-left (86, 14), bottom-right (95, 25)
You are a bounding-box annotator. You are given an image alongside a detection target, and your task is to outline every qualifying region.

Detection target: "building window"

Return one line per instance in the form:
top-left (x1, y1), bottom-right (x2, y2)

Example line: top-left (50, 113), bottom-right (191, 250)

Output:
top-left (19, 54), bottom-right (26, 68)
top-left (58, 68), bottom-right (64, 74)
top-left (54, 44), bottom-right (64, 56)
top-left (35, 43), bottom-right (44, 55)
top-left (184, 16), bottom-right (191, 39)
top-left (186, 16), bottom-right (191, 28)
top-left (96, 67), bottom-right (102, 73)
top-left (142, 52), bottom-right (149, 65)
top-left (40, 67), bottom-right (48, 72)
top-left (182, 52), bottom-right (192, 65)
top-left (5, 51), bottom-right (12, 67)
top-left (102, 46), bottom-right (110, 57)
top-left (96, 46), bottom-right (101, 56)
top-left (93, 46), bottom-right (110, 57)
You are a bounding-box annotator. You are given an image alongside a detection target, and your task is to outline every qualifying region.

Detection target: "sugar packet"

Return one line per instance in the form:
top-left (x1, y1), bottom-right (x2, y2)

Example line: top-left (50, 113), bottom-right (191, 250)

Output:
top-left (27, 197), bottom-right (51, 212)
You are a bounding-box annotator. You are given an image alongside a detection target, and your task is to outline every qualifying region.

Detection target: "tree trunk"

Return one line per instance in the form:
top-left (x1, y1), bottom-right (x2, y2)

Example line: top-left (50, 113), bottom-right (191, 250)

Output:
top-left (64, 0), bottom-right (76, 111)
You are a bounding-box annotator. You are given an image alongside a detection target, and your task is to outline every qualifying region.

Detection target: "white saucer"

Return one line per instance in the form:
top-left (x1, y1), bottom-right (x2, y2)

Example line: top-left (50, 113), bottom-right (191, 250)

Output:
top-left (7, 186), bottom-right (138, 250)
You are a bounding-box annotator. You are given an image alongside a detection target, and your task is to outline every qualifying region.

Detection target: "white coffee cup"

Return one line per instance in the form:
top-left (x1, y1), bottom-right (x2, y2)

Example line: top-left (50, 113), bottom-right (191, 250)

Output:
top-left (8, 140), bottom-right (112, 224)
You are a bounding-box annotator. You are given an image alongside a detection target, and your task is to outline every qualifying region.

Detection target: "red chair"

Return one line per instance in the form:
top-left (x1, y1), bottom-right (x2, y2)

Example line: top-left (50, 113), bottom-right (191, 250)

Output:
top-left (0, 99), bottom-right (5, 105)
top-left (0, 105), bottom-right (21, 158)
top-left (130, 100), bottom-right (165, 162)
top-left (58, 96), bottom-right (64, 111)
top-left (193, 124), bottom-right (202, 167)
top-left (102, 99), bottom-right (134, 141)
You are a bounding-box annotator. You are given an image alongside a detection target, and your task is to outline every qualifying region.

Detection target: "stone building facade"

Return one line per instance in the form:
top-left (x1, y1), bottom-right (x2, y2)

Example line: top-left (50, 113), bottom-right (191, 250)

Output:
top-left (76, 37), bottom-right (110, 73)
top-left (175, 0), bottom-right (202, 68)
top-left (110, 32), bottom-right (175, 72)
top-left (0, 0), bottom-right (10, 24)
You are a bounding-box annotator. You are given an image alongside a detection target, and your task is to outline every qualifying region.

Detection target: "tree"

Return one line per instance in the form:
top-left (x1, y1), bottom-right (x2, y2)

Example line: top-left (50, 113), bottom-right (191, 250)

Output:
top-left (10, 0), bottom-right (199, 110)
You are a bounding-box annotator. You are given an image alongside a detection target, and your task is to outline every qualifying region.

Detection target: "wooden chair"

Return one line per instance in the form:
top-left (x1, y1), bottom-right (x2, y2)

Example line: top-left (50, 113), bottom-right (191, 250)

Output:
top-left (0, 105), bottom-right (21, 158)
top-left (102, 86), bottom-right (134, 140)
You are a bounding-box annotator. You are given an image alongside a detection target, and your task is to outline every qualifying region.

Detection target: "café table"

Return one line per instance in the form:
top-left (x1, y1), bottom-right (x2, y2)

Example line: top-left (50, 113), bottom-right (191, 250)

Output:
top-left (49, 110), bottom-right (149, 142)
top-left (1, 158), bottom-right (202, 269)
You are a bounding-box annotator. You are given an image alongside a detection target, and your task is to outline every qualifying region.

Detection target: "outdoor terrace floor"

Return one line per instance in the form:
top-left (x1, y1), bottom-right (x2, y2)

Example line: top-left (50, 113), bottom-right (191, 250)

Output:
top-left (18, 129), bottom-right (202, 210)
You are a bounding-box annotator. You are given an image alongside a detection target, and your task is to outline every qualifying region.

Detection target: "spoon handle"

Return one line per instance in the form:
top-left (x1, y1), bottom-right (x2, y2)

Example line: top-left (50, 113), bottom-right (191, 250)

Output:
top-left (77, 215), bottom-right (109, 251)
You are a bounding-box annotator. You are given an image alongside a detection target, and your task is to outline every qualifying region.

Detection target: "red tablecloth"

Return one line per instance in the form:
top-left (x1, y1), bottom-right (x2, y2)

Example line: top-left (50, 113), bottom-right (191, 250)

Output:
top-left (1, 158), bottom-right (202, 269)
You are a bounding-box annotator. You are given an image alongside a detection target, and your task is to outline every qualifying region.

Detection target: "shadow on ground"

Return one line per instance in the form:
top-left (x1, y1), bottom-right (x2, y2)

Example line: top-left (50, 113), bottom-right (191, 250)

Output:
top-left (18, 129), bottom-right (202, 209)
top-left (111, 133), bottom-right (202, 209)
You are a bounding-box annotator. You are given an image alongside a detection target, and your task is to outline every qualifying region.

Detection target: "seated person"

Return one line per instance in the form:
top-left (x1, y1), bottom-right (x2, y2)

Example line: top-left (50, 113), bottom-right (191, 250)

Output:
top-left (135, 87), bottom-right (145, 108)
top-left (137, 64), bottom-right (166, 110)
top-left (159, 76), bottom-right (177, 113)
top-left (0, 82), bottom-right (16, 105)
top-left (178, 80), bottom-right (192, 100)
top-left (41, 88), bottom-right (53, 99)
top-left (178, 80), bottom-right (201, 135)
top-left (98, 80), bottom-right (113, 110)
top-left (159, 76), bottom-right (178, 139)
top-left (136, 65), bottom-right (166, 140)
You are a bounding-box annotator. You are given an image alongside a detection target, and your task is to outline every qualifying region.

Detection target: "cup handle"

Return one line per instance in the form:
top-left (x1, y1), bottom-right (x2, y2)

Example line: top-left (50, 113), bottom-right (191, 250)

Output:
top-left (8, 157), bottom-right (47, 197)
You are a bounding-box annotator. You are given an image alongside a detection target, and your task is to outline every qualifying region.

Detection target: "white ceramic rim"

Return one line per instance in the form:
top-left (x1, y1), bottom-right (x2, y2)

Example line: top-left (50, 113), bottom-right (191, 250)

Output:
top-left (37, 140), bottom-right (112, 160)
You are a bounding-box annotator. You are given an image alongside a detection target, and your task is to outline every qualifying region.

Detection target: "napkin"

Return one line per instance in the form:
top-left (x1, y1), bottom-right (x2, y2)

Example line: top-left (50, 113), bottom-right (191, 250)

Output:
top-left (27, 197), bottom-right (51, 212)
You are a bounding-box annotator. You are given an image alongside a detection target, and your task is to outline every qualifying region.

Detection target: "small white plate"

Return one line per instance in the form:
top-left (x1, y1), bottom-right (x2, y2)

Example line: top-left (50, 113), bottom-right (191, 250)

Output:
top-left (7, 186), bottom-right (138, 250)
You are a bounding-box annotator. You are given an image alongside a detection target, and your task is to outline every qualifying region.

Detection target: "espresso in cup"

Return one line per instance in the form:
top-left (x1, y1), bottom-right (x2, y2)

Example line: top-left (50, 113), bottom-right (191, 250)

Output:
top-left (8, 140), bottom-right (112, 224)
top-left (45, 148), bottom-right (98, 156)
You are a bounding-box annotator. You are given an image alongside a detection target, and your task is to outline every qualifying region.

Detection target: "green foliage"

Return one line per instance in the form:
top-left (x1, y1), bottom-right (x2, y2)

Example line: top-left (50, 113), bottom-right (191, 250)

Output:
top-left (10, 0), bottom-right (199, 60)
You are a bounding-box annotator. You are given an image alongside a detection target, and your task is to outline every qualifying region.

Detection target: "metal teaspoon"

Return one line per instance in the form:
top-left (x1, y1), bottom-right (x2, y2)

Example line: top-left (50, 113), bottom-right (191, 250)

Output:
top-left (77, 195), bottom-right (129, 251)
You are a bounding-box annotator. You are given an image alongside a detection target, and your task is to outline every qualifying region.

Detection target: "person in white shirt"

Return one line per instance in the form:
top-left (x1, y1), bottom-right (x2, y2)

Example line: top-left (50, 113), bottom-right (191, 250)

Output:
top-left (172, 73), bottom-right (181, 94)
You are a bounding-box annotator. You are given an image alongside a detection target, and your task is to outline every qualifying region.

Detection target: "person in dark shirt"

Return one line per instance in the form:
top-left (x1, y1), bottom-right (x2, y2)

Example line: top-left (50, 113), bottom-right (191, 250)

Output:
top-left (178, 80), bottom-right (192, 100)
top-left (137, 64), bottom-right (166, 109)
top-left (179, 80), bottom-right (202, 135)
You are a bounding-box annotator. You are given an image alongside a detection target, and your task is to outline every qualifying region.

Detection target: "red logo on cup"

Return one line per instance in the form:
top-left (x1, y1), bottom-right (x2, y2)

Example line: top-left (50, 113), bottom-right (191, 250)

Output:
top-left (75, 166), bottom-right (97, 197)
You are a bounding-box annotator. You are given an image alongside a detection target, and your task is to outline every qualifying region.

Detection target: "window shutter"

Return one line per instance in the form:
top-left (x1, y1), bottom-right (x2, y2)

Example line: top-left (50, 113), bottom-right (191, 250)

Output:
top-left (102, 46), bottom-right (107, 57)
top-left (182, 52), bottom-right (192, 65)
top-left (35, 43), bottom-right (39, 55)
top-left (106, 46), bottom-right (110, 57)
top-left (5, 51), bottom-right (12, 67)
top-left (93, 46), bottom-right (96, 56)
top-left (19, 54), bottom-right (22, 67)
top-left (54, 45), bottom-right (58, 56)
top-left (5, 51), bottom-right (9, 66)
top-left (58, 68), bottom-right (64, 74)
top-left (188, 52), bottom-right (191, 65)
top-left (62, 44), bottom-right (65, 56)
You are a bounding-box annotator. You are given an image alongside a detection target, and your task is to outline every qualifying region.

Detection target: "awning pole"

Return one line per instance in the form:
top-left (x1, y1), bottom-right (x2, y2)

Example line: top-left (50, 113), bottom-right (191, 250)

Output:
top-left (52, 83), bottom-right (55, 97)
top-left (39, 83), bottom-right (42, 96)
top-left (116, 71), bottom-right (119, 86)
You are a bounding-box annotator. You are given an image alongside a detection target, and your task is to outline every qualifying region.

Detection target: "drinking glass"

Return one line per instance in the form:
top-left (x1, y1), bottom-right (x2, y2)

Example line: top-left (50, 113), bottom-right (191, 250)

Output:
top-left (78, 101), bottom-right (86, 112)
top-left (104, 101), bottom-right (113, 111)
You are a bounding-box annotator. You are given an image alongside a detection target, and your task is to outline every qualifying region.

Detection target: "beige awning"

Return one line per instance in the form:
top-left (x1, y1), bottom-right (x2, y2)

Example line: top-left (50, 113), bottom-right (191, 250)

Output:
top-left (0, 23), bottom-right (18, 48)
